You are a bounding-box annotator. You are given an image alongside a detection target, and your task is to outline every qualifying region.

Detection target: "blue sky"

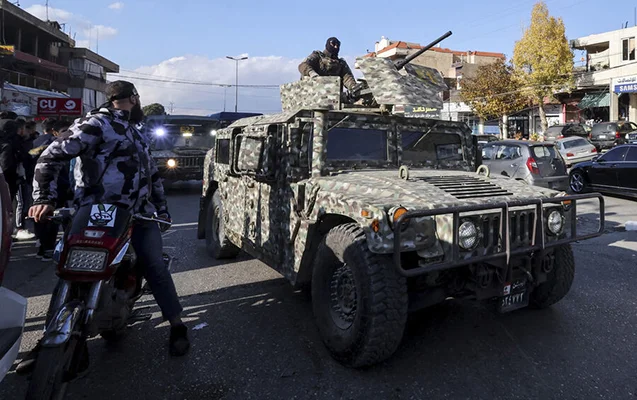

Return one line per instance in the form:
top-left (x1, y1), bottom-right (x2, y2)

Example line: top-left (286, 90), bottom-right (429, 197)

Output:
top-left (18, 0), bottom-right (637, 113)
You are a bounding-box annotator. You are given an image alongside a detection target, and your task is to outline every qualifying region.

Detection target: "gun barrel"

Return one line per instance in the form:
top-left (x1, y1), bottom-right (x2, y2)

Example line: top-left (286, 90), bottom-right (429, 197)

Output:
top-left (395, 31), bottom-right (453, 70)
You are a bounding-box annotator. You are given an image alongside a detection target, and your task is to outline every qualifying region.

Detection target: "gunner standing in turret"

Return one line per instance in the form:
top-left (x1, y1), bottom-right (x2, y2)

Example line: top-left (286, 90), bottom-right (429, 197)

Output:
top-left (298, 37), bottom-right (358, 92)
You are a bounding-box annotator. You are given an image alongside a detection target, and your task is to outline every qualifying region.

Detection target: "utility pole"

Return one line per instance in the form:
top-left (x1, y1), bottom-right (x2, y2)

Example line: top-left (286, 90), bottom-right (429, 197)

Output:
top-left (169, 101), bottom-right (174, 114)
top-left (226, 55), bottom-right (248, 112)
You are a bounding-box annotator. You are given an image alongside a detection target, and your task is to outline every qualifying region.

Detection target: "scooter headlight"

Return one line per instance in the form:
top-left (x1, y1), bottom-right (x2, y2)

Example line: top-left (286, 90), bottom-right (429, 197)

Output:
top-left (65, 249), bottom-right (108, 272)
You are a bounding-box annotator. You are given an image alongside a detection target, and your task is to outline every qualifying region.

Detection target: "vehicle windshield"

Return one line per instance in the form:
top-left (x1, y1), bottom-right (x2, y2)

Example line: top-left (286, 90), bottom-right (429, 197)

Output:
top-left (402, 131), bottom-right (464, 162)
top-left (142, 117), bottom-right (218, 151)
top-left (619, 122), bottom-right (637, 132)
top-left (562, 138), bottom-right (590, 149)
top-left (326, 128), bottom-right (388, 160)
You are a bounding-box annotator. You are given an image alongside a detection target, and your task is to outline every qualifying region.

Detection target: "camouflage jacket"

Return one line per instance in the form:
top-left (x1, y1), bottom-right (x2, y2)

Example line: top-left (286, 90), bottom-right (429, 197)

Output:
top-left (32, 107), bottom-right (168, 215)
top-left (298, 50), bottom-right (357, 90)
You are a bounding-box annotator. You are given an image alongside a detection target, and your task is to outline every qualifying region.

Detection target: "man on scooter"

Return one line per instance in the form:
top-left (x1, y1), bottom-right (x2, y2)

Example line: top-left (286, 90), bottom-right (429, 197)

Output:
top-left (18, 81), bottom-right (190, 374)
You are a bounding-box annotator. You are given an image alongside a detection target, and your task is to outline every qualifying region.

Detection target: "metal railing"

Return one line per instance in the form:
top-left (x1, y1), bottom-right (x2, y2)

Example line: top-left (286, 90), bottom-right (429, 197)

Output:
top-left (392, 193), bottom-right (605, 277)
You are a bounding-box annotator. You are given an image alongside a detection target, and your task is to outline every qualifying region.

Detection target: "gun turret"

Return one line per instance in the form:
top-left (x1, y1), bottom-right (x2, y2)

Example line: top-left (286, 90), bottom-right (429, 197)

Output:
top-left (394, 31), bottom-right (453, 71)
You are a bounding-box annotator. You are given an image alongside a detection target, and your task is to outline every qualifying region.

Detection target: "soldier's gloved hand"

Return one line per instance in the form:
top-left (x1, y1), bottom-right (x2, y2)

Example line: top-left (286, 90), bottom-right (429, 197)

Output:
top-left (156, 211), bottom-right (172, 233)
top-left (308, 70), bottom-right (320, 78)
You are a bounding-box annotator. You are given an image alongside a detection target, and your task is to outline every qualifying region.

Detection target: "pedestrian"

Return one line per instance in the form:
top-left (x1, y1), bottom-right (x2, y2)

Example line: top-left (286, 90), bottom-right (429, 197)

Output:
top-left (14, 120), bottom-right (38, 240)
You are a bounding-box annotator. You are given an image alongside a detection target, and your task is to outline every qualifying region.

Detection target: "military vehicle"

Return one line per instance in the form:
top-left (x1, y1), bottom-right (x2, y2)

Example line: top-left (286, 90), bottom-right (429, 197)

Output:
top-left (196, 32), bottom-right (605, 367)
top-left (141, 114), bottom-right (220, 183)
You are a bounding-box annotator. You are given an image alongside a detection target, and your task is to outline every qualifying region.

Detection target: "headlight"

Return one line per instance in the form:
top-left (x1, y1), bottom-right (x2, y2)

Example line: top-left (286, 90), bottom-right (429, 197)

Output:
top-left (210, 130), bottom-right (217, 136)
top-left (547, 210), bottom-right (564, 235)
top-left (154, 128), bottom-right (166, 137)
top-left (167, 158), bottom-right (177, 168)
top-left (458, 220), bottom-right (479, 250)
top-left (65, 249), bottom-right (108, 272)
top-left (388, 206), bottom-right (408, 229)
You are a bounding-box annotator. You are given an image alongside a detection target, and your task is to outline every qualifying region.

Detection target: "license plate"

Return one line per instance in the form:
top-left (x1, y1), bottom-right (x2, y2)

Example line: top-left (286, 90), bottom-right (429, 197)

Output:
top-left (598, 135), bottom-right (606, 139)
top-left (498, 279), bottom-right (529, 313)
top-left (180, 126), bottom-right (195, 134)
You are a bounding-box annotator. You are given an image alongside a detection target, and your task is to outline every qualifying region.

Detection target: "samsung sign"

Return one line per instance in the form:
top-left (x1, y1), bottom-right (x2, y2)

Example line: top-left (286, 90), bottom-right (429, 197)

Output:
top-left (613, 75), bottom-right (637, 93)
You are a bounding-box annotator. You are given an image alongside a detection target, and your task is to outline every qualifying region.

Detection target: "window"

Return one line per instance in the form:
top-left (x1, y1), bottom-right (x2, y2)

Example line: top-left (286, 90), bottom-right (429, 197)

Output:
top-left (216, 139), bottom-right (230, 164)
top-left (496, 145), bottom-right (522, 160)
top-left (562, 138), bottom-right (590, 149)
top-left (625, 147), bottom-right (637, 162)
top-left (481, 145), bottom-right (495, 161)
top-left (326, 128), bottom-right (387, 160)
top-left (402, 131), bottom-right (464, 162)
top-left (600, 146), bottom-right (628, 162)
top-left (623, 37), bottom-right (636, 61)
top-left (619, 122), bottom-right (637, 132)
top-left (531, 145), bottom-right (559, 160)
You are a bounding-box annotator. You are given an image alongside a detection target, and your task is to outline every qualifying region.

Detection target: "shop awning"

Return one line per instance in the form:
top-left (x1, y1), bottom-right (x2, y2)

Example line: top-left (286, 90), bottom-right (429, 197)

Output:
top-left (577, 92), bottom-right (610, 109)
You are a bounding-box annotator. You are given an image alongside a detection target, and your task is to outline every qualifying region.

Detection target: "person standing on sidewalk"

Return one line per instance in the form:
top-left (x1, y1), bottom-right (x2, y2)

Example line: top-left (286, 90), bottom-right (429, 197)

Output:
top-left (14, 120), bottom-right (38, 240)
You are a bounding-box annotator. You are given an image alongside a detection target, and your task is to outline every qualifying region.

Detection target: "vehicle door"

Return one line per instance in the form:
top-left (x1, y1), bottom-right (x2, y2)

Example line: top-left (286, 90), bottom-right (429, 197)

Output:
top-left (587, 146), bottom-right (628, 189)
top-left (617, 146), bottom-right (637, 191)
top-left (530, 144), bottom-right (567, 177)
top-left (499, 144), bottom-right (524, 178)
top-left (232, 125), bottom-right (279, 258)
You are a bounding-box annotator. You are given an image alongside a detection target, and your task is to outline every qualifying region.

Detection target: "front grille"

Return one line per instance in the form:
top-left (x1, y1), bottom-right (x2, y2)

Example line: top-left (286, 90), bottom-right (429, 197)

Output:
top-left (421, 176), bottom-right (513, 199)
top-left (177, 157), bottom-right (204, 168)
top-left (481, 210), bottom-right (536, 251)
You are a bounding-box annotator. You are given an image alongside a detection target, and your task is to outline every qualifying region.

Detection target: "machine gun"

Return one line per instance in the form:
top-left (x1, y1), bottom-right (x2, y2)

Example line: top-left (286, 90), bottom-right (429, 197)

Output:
top-left (348, 31), bottom-right (453, 105)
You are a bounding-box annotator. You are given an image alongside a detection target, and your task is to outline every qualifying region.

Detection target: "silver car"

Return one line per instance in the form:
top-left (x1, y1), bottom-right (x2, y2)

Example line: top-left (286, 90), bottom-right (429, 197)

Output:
top-left (555, 136), bottom-right (598, 167)
top-left (481, 140), bottom-right (569, 190)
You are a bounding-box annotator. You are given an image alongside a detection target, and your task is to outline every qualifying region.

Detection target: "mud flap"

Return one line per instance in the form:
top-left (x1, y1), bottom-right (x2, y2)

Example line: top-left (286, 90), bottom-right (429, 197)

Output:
top-left (41, 301), bottom-right (85, 348)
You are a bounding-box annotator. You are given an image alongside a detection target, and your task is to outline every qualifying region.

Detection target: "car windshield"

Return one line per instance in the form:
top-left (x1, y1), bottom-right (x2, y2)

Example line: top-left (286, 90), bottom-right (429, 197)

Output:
top-left (151, 134), bottom-right (214, 151)
top-left (562, 138), bottom-right (590, 149)
top-left (531, 145), bottom-right (560, 160)
top-left (592, 123), bottom-right (617, 133)
top-left (402, 131), bottom-right (464, 162)
top-left (619, 122), bottom-right (637, 132)
top-left (326, 128), bottom-right (388, 160)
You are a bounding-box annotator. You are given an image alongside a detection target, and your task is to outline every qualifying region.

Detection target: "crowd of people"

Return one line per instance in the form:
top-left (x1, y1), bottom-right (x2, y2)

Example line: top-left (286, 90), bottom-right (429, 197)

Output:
top-left (0, 111), bottom-right (73, 261)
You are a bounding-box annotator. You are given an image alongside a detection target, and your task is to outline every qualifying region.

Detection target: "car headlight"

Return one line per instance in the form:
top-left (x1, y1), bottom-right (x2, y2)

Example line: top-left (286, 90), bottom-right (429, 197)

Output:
top-left (167, 158), bottom-right (177, 168)
top-left (210, 130), bottom-right (217, 136)
top-left (459, 220), bottom-right (480, 250)
top-left (65, 249), bottom-right (108, 272)
top-left (155, 128), bottom-right (166, 137)
top-left (547, 210), bottom-right (564, 235)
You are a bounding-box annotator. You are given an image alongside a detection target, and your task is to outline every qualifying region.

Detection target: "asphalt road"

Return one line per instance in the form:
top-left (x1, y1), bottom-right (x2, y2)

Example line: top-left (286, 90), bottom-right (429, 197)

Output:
top-left (1, 184), bottom-right (637, 400)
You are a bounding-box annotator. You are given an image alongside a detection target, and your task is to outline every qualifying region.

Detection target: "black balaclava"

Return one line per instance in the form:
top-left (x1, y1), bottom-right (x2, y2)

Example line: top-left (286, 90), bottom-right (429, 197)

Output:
top-left (325, 37), bottom-right (341, 59)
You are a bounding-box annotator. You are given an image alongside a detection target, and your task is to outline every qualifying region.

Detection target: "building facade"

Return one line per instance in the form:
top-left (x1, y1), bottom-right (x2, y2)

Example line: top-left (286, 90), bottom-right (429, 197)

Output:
top-left (571, 25), bottom-right (637, 123)
top-left (0, 0), bottom-right (118, 117)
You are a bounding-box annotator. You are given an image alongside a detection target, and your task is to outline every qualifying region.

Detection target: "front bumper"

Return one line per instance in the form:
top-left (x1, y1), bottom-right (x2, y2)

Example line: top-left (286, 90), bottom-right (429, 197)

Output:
top-left (393, 194), bottom-right (604, 277)
top-left (0, 287), bottom-right (27, 383)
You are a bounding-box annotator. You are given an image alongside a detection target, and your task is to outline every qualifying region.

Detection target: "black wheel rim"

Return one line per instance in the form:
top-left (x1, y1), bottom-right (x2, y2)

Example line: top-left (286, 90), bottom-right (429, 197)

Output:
top-left (570, 172), bottom-right (584, 193)
top-left (329, 262), bottom-right (357, 330)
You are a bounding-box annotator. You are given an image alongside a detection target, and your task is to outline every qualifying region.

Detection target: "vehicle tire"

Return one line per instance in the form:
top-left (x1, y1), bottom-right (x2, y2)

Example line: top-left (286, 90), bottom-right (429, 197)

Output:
top-left (530, 244), bottom-right (575, 309)
top-left (25, 337), bottom-right (81, 400)
top-left (205, 191), bottom-right (240, 259)
top-left (311, 223), bottom-right (408, 368)
top-left (569, 170), bottom-right (587, 194)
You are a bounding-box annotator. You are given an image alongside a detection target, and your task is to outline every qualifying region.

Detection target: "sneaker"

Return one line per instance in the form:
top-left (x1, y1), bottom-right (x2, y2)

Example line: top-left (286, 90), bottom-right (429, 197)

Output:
top-left (169, 324), bottom-right (190, 357)
top-left (15, 229), bottom-right (35, 240)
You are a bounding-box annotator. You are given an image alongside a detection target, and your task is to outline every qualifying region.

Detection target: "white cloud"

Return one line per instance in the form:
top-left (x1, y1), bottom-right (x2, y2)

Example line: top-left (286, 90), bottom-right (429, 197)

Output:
top-left (107, 54), bottom-right (361, 115)
top-left (25, 4), bottom-right (118, 49)
top-left (108, 2), bottom-right (124, 10)
top-left (25, 5), bottom-right (73, 21)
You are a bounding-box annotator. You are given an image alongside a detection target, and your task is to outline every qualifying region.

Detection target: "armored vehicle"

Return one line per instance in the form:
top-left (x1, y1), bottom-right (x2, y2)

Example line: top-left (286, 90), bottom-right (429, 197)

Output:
top-left (141, 114), bottom-right (220, 183)
top-left (197, 32), bottom-right (605, 367)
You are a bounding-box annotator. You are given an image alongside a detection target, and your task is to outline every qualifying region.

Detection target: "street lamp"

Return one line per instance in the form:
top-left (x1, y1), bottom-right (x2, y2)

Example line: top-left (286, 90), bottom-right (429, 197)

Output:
top-left (226, 55), bottom-right (248, 112)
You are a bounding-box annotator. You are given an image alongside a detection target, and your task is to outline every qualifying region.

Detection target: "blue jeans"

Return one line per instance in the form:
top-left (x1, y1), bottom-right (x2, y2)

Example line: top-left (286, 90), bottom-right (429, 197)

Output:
top-left (131, 221), bottom-right (183, 321)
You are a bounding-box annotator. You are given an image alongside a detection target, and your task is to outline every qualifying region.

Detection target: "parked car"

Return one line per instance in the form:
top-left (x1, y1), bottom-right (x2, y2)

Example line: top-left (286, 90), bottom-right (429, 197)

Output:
top-left (481, 140), bottom-right (569, 190)
top-left (569, 144), bottom-right (637, 196)
top-left (589, 121), bottom-right (634, 150)
top-left (555, 136), bottom-right (598, 167)
top-left (0, 168), bottom-right (26, 383)
top-left (543, 124), bottom-right (590, 141)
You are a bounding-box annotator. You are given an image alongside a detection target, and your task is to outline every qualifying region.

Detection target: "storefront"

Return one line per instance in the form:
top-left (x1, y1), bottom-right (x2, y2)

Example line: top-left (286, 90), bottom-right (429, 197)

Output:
top-left (611, 75), bottom-right (637, 122)
top-left (0, 83), bottom-right (69, 117)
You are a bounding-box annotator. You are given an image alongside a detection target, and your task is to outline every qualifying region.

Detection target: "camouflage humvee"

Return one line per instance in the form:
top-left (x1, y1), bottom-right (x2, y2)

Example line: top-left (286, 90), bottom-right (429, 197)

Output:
top-left (197, 33), bottom-right (605, 368)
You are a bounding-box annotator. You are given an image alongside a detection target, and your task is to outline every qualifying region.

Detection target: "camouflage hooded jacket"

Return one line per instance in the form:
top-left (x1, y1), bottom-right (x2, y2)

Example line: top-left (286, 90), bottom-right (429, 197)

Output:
top-left (298, 50), bottom-right (357, 91)
top-left (32, 107), bottom-right (168, 215)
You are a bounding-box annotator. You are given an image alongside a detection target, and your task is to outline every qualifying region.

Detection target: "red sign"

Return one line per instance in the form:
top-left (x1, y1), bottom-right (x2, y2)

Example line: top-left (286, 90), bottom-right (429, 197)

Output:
top-left (37, 97), bottom-right (82, 116)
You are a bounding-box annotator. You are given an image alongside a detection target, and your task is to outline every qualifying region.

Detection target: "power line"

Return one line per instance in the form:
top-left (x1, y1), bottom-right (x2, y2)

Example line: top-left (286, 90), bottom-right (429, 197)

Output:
top-left (112, 73), bottom-right (280, 88)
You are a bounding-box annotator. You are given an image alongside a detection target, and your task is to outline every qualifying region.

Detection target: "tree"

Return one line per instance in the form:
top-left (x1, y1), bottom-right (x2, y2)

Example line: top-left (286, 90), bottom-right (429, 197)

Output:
top-left (460, 58), bottom-right (528, 134)
top-left (143, 103), bottom-right (166, 116)
top-left (512, 1), bottom-right (573, 133)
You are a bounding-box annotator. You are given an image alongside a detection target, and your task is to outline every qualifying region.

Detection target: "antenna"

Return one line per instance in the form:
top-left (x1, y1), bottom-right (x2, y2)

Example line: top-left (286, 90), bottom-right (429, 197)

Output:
top-left (45, 0), bottom-right (49, 21)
